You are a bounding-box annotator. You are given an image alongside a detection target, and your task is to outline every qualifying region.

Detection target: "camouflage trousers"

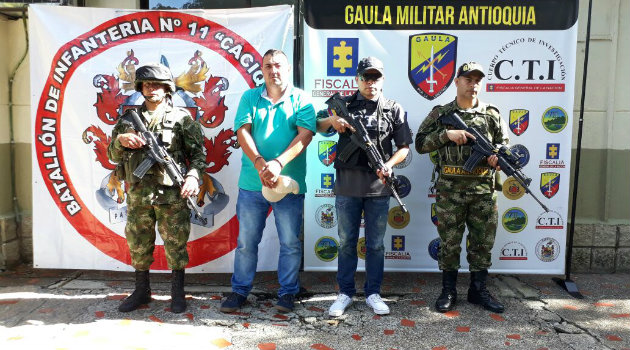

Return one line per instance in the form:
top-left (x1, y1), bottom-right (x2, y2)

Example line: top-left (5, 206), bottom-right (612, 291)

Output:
top-left (435, 191), bottom-right (498, 271)
top-left (125, 181), bottom-right (191, 271)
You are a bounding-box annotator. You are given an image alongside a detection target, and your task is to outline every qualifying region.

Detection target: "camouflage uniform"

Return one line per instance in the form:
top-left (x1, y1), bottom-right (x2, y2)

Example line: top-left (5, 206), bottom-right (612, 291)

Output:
top-left (416, 99), bottom-right (509, 271)
top-left (108, 104), bottom-right (205, 271)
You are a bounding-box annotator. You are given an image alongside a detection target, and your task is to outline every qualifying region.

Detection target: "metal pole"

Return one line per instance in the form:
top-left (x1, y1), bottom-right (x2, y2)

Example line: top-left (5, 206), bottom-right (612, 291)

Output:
top-left (553, 0), bottom-right (592, 299)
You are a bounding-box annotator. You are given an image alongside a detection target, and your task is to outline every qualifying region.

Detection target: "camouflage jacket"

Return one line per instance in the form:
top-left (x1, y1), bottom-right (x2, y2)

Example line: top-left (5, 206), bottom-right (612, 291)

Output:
top-left (415, 99), bottom-right (509, 194)
top-left (107, 102), bottom-right (206, 186)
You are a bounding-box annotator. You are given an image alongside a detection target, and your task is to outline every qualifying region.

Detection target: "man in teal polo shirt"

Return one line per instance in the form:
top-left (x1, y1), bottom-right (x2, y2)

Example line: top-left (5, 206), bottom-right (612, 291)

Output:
top-left (220, 49), bottom-right (316, 313)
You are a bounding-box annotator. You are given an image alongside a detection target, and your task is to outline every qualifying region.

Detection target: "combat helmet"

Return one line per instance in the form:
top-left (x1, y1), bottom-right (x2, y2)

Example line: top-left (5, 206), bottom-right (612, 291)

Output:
top-left (134, 63), bottom-right (176, 93)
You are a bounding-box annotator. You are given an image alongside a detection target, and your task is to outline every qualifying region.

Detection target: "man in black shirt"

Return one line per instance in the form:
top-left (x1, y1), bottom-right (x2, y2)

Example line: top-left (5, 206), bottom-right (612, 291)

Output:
top-left (317, 57), bottom-right (413, 316)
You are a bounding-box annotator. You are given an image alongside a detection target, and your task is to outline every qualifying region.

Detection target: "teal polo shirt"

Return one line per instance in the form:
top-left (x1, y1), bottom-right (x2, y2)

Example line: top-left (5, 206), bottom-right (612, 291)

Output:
top-left (234, 84), bottom-right (316, 193)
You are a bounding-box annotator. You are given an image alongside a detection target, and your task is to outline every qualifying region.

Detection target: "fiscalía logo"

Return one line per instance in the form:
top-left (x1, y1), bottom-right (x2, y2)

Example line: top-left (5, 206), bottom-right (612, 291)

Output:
top-left (540, 143), bottom-right (565, 168)
top-left (408, 33), bottom-right (457, 100)
top-left (510, 144), bottom-right (530, 167)
top-left (502, 207), bottom-right (528, 233)
top-left (327, 38), bottom-right (359, 76)
top-left (314, 236), bottom-right (339, 262)
top-left (500, 241), bottom-right (528, 261)
top-left (391, 235), bottom-right (405, 251)
top-left (431, 203), bottom-right (439, 227)
top-left (509, 109), bottom-right (529, 136)
top-left (315, 173), bottom-right (335, 198)
top-left (315, 204), bottom-right (337, 229)
top-left (388, 206), bottom-right (410, 229)
top-left (542, 106), bottom-right (568, 133)
top-left (536, 237), bottom-right (560, 262)
top-left (428, 237), bottom-right (441, 261)
top-left (502, 176), bottom-right (526, 200)
top-left (536, 210), bottom-right (564, 229)
top-left (318, 141), bottom-right (337, 166)
top-left (540, 172), bottom-right (560, 199)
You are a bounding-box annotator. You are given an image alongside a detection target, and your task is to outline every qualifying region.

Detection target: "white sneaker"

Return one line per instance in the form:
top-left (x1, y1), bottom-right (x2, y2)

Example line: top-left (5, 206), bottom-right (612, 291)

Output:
top-left (329, 294), bottom-right (352, 317)
top-left (366, 294), bottom-right (390, 315)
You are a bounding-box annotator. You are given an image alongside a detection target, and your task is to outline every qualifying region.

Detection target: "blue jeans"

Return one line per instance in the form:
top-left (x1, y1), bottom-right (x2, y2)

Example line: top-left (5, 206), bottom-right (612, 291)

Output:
top-left (231, 189), bottom-right (304, 297)
top-left (335, 194), bottom-right (389, 297)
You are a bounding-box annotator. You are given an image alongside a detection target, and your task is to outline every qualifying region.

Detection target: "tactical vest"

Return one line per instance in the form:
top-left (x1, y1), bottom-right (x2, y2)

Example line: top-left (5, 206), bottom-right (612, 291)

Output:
top-left (117, 104), bottom-right (190, 186)
top-left (434, 102), bottom-right (501, 192)
top-left (335, 93), bottom-right (398, 171)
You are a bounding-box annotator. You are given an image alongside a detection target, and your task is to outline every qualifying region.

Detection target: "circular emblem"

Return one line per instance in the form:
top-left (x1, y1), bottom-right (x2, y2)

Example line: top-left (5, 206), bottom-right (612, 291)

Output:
top-left (509, 144), bottom-right (530, 167)
top-left (315, 204), bottom-right (337, 229)
top-left (394, 146), bottom-right (412, 169)
top-left (388, 206), bottom-right (410, 229)
top-left (428, 237), bottom-right (441, 261)
top-left (542, 106), bottom-right (568, 133)
top-left (357, 237), bottom-right (366, 260)
top-left (536, 237), bottom-right (560, 262)
top-left (394, 175), bottom-right (412, 199)
top-left (314, 236), bottom-right (339, 262)
top-left (502, 207), bottom-right (528, 233)
top-left (34, 11), bottom-right (263, 269)
top-left (502, 176), bottom-right (526, 200)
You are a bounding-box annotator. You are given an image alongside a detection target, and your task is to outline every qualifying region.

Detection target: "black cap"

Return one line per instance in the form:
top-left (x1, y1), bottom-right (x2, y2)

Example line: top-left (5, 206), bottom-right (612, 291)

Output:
top-left (456, 62), bottom-right (485, 78)
top-left (357, 56), bottom-right (384, 76)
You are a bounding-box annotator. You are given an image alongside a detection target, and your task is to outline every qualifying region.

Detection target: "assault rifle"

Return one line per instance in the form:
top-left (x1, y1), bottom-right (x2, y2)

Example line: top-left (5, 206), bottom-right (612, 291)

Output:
top-left (440, 111), bottom-right (549, 212)
top-left (326, 93), bottom-right (408, 213)
top-left (126, 109), bottom-right (208, 225)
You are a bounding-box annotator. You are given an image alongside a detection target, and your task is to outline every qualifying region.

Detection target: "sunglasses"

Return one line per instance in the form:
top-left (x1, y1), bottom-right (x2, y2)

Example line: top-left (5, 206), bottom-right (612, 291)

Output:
top-left (359, 73), bottom-right (383, 82)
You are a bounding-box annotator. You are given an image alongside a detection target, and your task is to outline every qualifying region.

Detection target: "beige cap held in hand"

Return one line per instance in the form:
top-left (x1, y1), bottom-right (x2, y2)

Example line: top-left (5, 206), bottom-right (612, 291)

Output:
top-left (262, 175), bottom-right (300, 202)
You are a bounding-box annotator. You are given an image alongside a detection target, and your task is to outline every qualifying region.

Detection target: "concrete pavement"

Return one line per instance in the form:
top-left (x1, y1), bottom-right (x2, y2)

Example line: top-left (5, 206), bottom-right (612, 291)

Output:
top-left (0, 266), bottom-right (629, 350)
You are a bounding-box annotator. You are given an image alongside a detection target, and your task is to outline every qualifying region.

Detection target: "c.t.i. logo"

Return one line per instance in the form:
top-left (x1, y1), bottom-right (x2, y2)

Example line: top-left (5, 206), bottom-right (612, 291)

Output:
top-left (540, 172), bottom-right (560, 199)
top-left (546, 143), bottom-right (560, 159)
top-left (318, 140), bottom-right (337, 166)
top-left (408, 33), bottom-right (457, 100)
top-left (509, 109), bottom-right (529, 136)
top-left (327, 38), bottom-right (358, 76)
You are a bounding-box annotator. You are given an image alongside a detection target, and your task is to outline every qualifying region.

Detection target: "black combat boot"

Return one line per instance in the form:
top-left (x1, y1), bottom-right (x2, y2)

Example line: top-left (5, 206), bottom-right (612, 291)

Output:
top-left (435, 270), bottom-right (458, 313)
top-left (467, 270), bottom-right (505, 313)
top-left (170, 269), bottom-right (186, 313)
top-left (118, 270), bottom-right (151, 312)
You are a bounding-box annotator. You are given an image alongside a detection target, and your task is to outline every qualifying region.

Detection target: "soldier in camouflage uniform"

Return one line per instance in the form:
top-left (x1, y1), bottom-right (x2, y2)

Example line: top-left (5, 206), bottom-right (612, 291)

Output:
top-left (107, 63), bottom-right (205, 314)
top-left (415, 62), bottom-right (508, 314)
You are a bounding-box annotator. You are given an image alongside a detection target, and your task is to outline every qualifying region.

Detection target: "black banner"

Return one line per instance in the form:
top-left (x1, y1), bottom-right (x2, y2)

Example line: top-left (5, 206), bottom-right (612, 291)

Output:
top-left (304, 0), bottom-right (578, 30)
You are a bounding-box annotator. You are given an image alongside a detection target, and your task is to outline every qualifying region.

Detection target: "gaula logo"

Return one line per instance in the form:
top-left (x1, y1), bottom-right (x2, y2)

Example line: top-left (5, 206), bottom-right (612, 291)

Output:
top-left (509, 109), bottom-right (529, 136)
top-left (318, 140), bottom-right (337, 166)
top-left (327, 38), bottom-right (358, 76)
top-left (431, 203), bottom-right (438, 227)
top-left (408, 33), bottom-right (457, 100)
top-left (540, 172), bottom-right (560, 199)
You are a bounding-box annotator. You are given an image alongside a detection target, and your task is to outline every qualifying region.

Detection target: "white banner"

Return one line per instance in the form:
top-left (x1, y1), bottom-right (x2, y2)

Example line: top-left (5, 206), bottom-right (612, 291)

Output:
top-left (30, 5), bottom-right (294, 272)
top-left (303, 1), bottom-right (577, 274)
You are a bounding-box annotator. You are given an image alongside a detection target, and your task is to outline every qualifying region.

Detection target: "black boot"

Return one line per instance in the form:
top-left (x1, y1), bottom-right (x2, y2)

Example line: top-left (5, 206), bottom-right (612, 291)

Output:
top-left (170, 269), bottom-right (186, 313)
top-left (118, 270), bottom-right (151, 312)
top-left (435, 270), bottom-right (458, 313)
top-left (467, 270), bottom-right (505, 313)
